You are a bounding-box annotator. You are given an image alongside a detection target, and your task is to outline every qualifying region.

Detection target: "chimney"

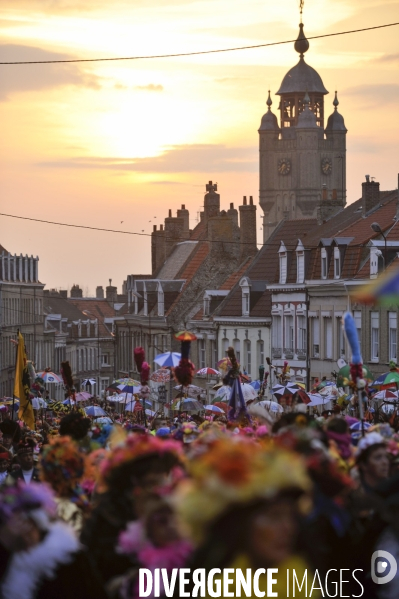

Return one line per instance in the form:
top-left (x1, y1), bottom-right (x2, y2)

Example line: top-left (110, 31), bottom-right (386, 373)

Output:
top-left (151, 225), bottom-right (166, 275)
top-left (177, 204), bottom-right (189, 233)
top-left (362, 176), bottom-right (380, 215)
top-left (227, 202), bottom-right (238, 226)
top-left (70, 284), bottom-right (83, 298)
top-left (59, 289), bottom-right (68, 299)
top-left (317, 184), bottom-right (344, 224)
top-left (239, 196), bottom-right (257, 257)
top-left (153, 224), bottom-right (157, 232)
top-left (204, 180), bottom-right (220, 220)
top-left (249, 196), bottom-right (254, 205)
top-left (96, 286), bottom-right (104, 299)
top-left (106, 283), bottom-right (118, 303)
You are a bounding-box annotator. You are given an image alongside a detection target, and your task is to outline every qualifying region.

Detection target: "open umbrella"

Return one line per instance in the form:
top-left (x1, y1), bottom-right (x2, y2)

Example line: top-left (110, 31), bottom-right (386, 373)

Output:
top-left (117, 384), bottom-right (142, 394)
top-left (172, 398), bottom-right (203, 411)
top-left (372, 389), bottom-right (399, 401)
top-left (213, 402), bottom-right (228, 413)
top-left (213, 385), bottom-right (231, 402)
top-left (154, 352), bottom-right (181, 367)
top-left (257, 400), bottom-right (284, 413)
top-left (36, 371), bottom-right (62, 384)
top-left (306, 393), bottom-right (334, 407)
top-left (175, 331), bottom-right (197, 341)
top-left (32, 397), bottom-right (47, 409)
top-left (115, 378), bottom-right (141, 387)
top-left (241, 383), bottom-right (258, 400)
top-left (107, 394), bottom-right (125, 403)
top-left (124, 399), bottom-right (152, 411)
top-left (372, 371), bottom-right (399, 389)
top-left (217, 357), bottom-right (240, 373)
top-left (197, 368), bottom-right (219, 376)
top-left (82, 378), bottom-right (96, 387)
top-left (350, 421), bottom-right (372, 432)
top-left (204, 404), bottom-right (224, 413)
top-left (75, 392), bottom-right (92, 402)
top-left (250, 380), bottom-right (262, 390)
top-left (150, 368), bottom-right (171, 383)
top-left (85, 406), bottom-right (107, 417)
top-left (271, 382), bottom-right (300, 398)
top-left (337, 365), bottom-right (373, 388)
top-left (174, 384), bottom-right (204, 396)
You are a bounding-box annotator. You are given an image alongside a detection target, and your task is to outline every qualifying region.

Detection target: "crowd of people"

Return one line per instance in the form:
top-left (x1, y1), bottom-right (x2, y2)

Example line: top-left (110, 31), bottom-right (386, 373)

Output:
top-left (1, 386), bottom-right (399, 599)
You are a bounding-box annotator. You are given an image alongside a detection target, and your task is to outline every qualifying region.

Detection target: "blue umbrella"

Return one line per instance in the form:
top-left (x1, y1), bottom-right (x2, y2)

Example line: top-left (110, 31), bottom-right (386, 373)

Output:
top-left (85, 406), bottom-right (107, 417)
top-left (117, 384), bottom-right (141, 394)
top-left (250, 380), bottom-right (261, 390)
top-left (154, 352), bottom-right (181, 367)
top-left (349, 421), bottom-right (371, 432)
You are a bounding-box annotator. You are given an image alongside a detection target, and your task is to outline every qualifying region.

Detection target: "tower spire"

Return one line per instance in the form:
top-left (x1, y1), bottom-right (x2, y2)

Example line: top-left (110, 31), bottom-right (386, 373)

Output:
top-left (266, 90), bottom-right (272, 110)
top-left (299, 0), bottom-right (304, 24)
top-left (333, 90), bottom-right (339, 110)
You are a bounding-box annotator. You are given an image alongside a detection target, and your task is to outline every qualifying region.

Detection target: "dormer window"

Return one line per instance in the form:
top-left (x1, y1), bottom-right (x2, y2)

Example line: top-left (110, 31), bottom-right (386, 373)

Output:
top-left (157, 285), bottom-right (164, 317)
top-left (203, 294), bottom-right (210, 316)
top-left (334, 247), bottom-right (341, 279)
top-left (240, 277), bottom-right (251, 317)
top-left (279, 242), bottom-right (287, 284)
top-left (296, 240), bottom-right (305, 284)
top-left (321, 248), bottom-right (327, 279)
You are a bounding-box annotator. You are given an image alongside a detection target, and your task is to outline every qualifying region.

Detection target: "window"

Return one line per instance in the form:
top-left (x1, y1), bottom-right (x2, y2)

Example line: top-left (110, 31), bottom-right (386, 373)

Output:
top-left (101, 354), bottom-right (109, 365)
top-left (279, 253), bottom-right (287, 284)
top-left (203, 295), bottom-right (210, 316)
top-left (242, 293), bottom-right (250, 316)
top-left (244, 340), bottom-right (251, 375)
top-left (337, 319), bottom-right (345, 358)
top-left (284, 315), bottom-right (294, 350)
top-left (321, 248), bottom-right (327, 279)
top-left (297, 247), bottom-right (305, 284)
top-left (312, 318), bottom-right (320, 357)
top-left (158, 288), bottom-right (164, 317)
top-left (272, 316), bottom-right (282, 354)
top-left (324, 318), bottom-right (333, 359)
top-left (389, 312), bottom-right (397, 362)
top-left (371, 312), bottom-right (379, 361)
top-left (257, 340), bottom-right (265, 369)
top-left (297, 316), bottom-right (306, 351)
top-left (209, 340), bottom-right (217, 368)
top-left (222, 338), bottom-right (229, 356)
top-left (100, 378), bottom-right (109, 396)
top-left (198, 339), bottom-right (206, 369)
top-left (353, 311), bottom-right (362, 348)
top-left (334, 247), bottom-right (341, 279)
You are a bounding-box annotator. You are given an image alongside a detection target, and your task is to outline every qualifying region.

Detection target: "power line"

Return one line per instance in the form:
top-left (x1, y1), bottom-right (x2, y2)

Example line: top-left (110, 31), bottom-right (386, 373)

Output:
top-left (0, 22), bottom-right (398, 65)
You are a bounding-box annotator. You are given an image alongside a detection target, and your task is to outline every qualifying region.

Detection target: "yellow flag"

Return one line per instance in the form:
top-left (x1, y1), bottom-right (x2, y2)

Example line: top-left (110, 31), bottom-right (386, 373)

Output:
top-left (13, 332), bottom-right (35, 430)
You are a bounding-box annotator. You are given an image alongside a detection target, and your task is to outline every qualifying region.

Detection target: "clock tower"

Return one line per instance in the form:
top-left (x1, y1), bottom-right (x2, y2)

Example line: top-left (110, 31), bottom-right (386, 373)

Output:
top-left (259, 23), bottom-right (347, 241)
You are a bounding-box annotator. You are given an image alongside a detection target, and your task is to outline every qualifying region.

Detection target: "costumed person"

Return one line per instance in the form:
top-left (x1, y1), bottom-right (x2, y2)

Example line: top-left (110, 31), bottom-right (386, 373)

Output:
top-left (0, 482), bottom-right (107, 599)
top-left (8, 438), bottom-right (40, 484)
top-left (174, 436), bottom-right (313, 598)
top-left (0, 418), bottom-right (21, 456)
top-left (225, 347), bottom-right (251, 426)
top-left (354, 432), bottom-right (390, 494)
top-left (58, 412), bottom-right (92, 452)
top-left (115, 496), bottom-right (193, 599)
top-left (0, 444), bottom-right (11, 486)
top-left (325, 417), bottom-right (354, 473)
top-left (134, 347), bottom-right (151, 428)
top-left (40, 437), bottom-right (88, 534)
top-left (80, 433), bottom-right (184, 586)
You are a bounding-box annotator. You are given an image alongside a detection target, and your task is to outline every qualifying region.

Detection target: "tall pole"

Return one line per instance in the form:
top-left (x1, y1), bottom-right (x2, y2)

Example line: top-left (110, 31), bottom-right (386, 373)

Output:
top-left (12, 329), bottom-right (20, 421)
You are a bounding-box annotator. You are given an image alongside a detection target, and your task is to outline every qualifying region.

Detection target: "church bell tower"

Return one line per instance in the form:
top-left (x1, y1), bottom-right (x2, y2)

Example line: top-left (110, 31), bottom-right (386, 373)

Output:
top-left (259, 22), bottom-right (347, 241)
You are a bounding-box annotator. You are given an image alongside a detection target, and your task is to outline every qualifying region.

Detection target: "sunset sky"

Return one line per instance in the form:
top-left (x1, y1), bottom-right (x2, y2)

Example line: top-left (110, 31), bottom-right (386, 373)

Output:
top-left (1, 0), bottom-right (398, 294)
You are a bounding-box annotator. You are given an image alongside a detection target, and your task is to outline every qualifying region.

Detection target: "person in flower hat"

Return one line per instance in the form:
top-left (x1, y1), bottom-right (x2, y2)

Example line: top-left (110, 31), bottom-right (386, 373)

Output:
top-left (80, 432), bottom-right (184, 586)
top-left (172, 435), bottom-right (312, 597)
top-left (40, 436), bottom-right (88, 534)
top-left (354, 432), bottom-right (390, 494)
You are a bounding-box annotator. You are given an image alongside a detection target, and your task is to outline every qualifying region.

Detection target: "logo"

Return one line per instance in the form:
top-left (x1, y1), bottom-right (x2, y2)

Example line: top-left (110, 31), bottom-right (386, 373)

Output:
top-left (371, 550), bottom-right (397, 584)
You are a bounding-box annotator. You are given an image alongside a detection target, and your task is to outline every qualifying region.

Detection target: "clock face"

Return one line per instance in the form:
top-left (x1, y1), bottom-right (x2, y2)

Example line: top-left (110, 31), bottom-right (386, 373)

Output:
top-left (321, 157), bottom-right (332, 175)
top-left (278, 158), bottom-right (291, 176)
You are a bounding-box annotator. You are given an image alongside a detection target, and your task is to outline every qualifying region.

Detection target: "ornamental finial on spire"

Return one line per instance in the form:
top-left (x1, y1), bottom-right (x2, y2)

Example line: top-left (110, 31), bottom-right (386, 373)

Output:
top-left (294, 22), bottom-right (309, 56)
top-left (266, 90), bottom-right (272, 110)
top-left (333, 91), bottom-right (339, 110)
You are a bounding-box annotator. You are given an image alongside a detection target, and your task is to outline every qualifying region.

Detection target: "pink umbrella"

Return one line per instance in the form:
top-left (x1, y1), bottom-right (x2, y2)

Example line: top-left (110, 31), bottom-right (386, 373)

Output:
top-left (197, 368), bottom-right (220, 376)
top-left (75, 391), bottom-right (92, 402)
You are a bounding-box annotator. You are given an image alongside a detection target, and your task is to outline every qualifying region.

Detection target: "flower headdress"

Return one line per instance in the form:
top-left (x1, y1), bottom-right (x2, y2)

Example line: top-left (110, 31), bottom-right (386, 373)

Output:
top-left (173, 436), bottom-right (310, 544)
top-left (0, 481), bottom-right (56, 524)
top-left (100, 433), bottom-right (183, 489)
top-left (40, 436), bottom-right (85, 497)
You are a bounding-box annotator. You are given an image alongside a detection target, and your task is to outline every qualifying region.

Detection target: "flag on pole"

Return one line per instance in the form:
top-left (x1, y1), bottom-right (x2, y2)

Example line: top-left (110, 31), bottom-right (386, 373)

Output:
top-left (13, 332), bottom-right (35, 430)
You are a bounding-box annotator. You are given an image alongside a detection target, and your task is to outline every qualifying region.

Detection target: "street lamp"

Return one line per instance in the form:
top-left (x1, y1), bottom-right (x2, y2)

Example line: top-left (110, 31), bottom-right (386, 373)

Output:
top-left (371, 222), bottom-right (387, 270)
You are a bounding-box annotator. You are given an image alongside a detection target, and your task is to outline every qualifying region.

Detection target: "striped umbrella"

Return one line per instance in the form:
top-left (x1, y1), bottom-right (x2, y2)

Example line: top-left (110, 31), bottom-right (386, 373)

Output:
top-left (154, 352), bottom-right (181, 367)
top-left (197, 368), bottom-right (219, 376)
top-left (372, 371), bottom-right (399, 389)
top-left (271, 382), bottom-right (301, 398)
top-left (150, 368), bottom-right (170, 383)
top-left (36, 371), bottom-right (62, 383)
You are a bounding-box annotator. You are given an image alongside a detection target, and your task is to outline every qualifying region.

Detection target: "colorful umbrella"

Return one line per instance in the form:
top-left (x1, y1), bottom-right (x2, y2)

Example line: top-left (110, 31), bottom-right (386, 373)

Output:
top-left (174, 331), bottom-right (197, 341)
top-left (337, 365), bottom-right (373, 388)
top-left (172, 398), bottom-right (203, 411)
top-left (117, 384), bottom-right (142, 394)
top-left (306, 393), bottom-right (332, 406)
top-left (213, 402), bottom-right (228, 413)
top-left (154, 352), bottom-right (181, 367)
top-left (204, 404), bottom-right (224, 413)
top-left (351, 263), bottom-right (399, 306)
top-left (372, 389), bottom-right (399, 401)
top-left (115, 378), bottom-right (141, 387)
top-left (85, 406), bottom-right (107, 417)
top-left (213, 385), bottom-right (231, 402)
top-left (174, 384), bottom-right (204, 396)
top-left (82, 378), bottom-right (96, 386)
top-left (75, 392), bottom-right (92, 402)
top-left (150, 368), bottom-right (170, 383)
top-left (196, 368), bottom-right (219, 376)
top-left (217, 358), bottom-right (240, 372)
top-left (36, 371), bottom-right (62, 383)
top-left (271, 382), bottom-right (300, 398)
top-left (257, 400), bottom-right (284, 413)
top-left (350, 421), bottom-right (372, 431)
top-left (372, 371), bottom-right (399, 389)
top-left (241, 383), bottom-right (258, 400)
